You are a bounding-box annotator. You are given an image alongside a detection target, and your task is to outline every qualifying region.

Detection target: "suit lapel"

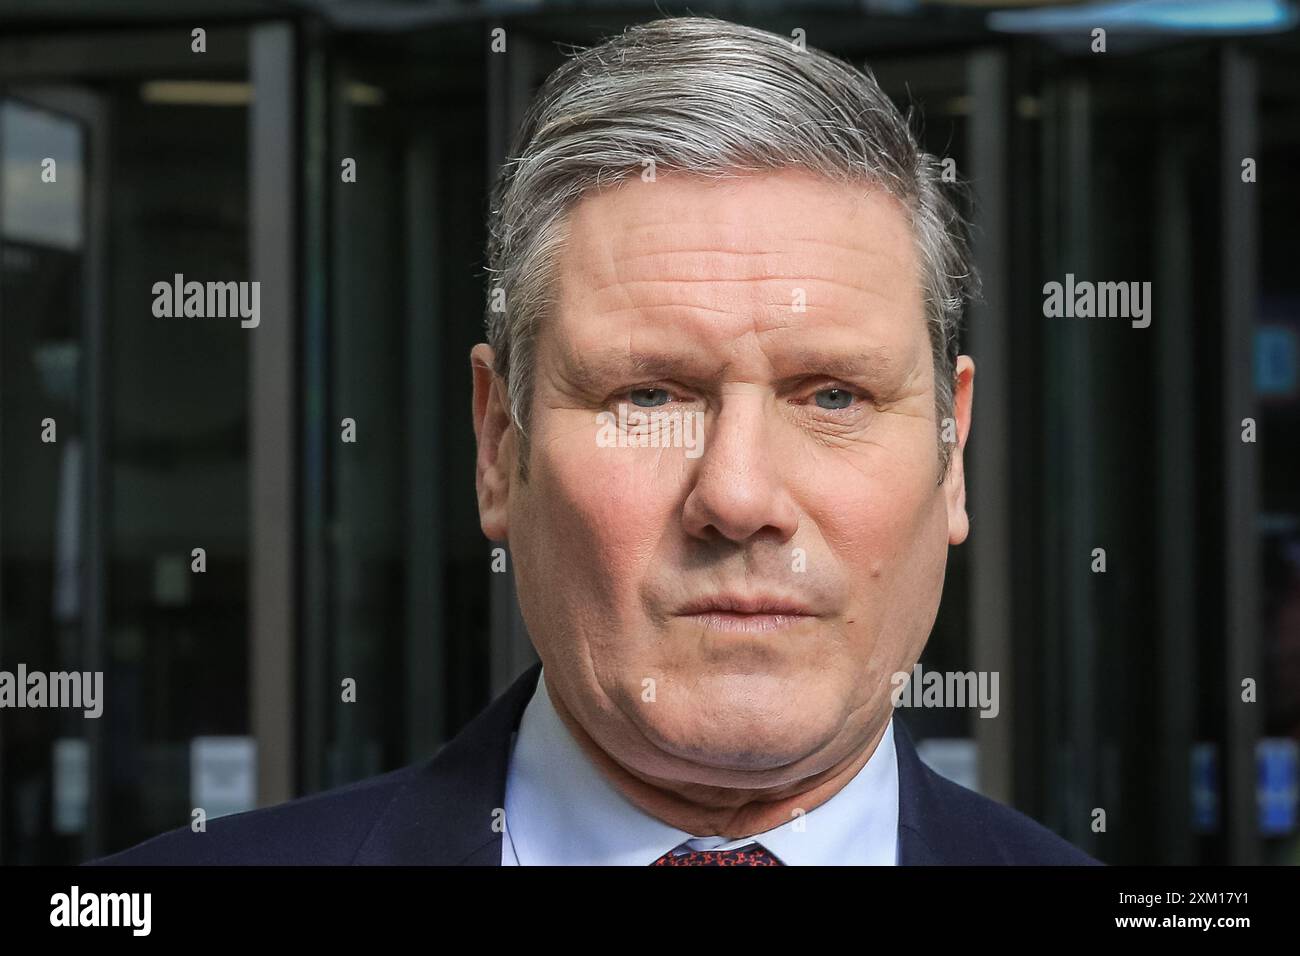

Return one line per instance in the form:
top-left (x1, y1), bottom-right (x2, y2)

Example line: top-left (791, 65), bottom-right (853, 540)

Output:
top-left (893, 715), bottom-right (979, 865)
top-left (353, 661), bottom-right (543, 865)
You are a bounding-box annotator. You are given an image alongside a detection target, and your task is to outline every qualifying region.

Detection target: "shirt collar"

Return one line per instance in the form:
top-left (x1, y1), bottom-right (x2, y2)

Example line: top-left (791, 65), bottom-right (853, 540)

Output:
top-left (504, 667), bottom-right (899, 865)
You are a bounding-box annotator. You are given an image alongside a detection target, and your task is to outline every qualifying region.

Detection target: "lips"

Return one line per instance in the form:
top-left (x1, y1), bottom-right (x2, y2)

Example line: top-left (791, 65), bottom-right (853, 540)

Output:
top-left (676, 594), bottom-right (814, 617)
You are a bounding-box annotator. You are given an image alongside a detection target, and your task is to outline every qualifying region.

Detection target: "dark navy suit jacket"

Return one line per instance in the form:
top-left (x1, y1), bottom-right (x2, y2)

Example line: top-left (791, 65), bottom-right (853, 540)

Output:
top-left (90, 662), bottom-right (1100, 866)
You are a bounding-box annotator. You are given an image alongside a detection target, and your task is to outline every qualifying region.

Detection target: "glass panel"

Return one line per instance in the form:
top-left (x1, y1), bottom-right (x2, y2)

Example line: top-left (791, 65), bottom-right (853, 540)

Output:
top-left (0, 97), bottom-right (88, 864)
top-left (303, 33), bottom-right (495, 792)
top-left (103, 56), bottom-right (253, 850)
top-left (1, 29), bottom-right (256, 860)
top-left (1035, 43), bottom-right (1225, 863)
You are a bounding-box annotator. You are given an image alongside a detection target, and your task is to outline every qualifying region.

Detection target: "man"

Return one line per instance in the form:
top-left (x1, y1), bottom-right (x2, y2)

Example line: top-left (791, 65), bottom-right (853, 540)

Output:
top-left (95, 16), bottom-right (1097, 866)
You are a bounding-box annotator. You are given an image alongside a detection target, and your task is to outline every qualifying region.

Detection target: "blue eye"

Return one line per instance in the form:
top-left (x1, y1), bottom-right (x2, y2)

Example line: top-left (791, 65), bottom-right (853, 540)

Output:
top-left (814, 388), bottom-right (854, 410)
top-left (629, 387), bottom-right (671, 408)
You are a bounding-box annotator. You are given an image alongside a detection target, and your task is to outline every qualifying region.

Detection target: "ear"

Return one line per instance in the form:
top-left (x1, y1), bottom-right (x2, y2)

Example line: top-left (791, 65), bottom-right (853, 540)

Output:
top-left (944, 355), bottom-right (975, 546)
top-left (470, 343), bottom-right (516, 542)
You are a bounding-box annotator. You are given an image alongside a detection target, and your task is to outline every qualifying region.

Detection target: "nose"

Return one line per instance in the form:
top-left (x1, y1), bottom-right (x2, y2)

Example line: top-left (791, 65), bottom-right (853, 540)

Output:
top-left (681, 390), bottom-right (800, 545)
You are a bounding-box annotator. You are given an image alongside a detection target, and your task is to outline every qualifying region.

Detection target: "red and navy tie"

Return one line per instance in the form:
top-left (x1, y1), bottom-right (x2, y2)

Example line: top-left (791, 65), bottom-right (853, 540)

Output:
top-left (651, 842), bottom-right (784, 865)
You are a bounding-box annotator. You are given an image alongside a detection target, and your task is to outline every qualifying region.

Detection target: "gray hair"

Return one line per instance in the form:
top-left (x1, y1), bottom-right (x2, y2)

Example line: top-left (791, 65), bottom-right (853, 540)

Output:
top-left (483, 15), bottom-right (979, 483)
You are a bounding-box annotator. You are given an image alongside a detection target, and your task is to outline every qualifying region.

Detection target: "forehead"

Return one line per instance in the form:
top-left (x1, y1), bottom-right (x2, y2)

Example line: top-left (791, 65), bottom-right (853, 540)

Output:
top-left (549, 168), bottom-right (926, 364)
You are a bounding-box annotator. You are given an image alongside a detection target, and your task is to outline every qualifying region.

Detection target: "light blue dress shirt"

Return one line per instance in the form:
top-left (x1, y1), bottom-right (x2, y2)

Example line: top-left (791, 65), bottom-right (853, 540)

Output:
top-left (501, 666), bottom-right (899, 865)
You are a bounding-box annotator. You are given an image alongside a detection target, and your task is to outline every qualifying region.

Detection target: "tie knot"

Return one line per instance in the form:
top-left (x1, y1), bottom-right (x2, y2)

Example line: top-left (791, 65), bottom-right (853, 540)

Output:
top-left (651, 842), bottom-right (784, 865)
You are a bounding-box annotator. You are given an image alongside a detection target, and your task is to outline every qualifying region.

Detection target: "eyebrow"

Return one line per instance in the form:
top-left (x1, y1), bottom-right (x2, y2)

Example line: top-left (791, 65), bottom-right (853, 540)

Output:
top-left (562, 351), bottom-right (714, 394)
top-left (769, 346), bottom-right (896, 385)
top-left (564, 345), bottom-right (895, 391)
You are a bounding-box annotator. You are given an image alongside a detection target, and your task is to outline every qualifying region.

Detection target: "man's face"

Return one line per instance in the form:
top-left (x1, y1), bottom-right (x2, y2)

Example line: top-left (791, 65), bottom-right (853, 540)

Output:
top-left (472, 168), bottom-right (974, 789)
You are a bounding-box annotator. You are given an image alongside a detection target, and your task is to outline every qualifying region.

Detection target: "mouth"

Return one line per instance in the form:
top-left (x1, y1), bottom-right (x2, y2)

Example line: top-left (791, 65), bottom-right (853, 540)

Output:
top-left (675, 594), bottom-right (816, 633)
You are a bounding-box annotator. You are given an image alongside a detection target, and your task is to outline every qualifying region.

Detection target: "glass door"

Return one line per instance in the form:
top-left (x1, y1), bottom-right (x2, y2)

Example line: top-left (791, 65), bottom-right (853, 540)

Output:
top-left (0, 89), bottom-right (95, 864)
top-left (1, 26), bottom-right (256, 861)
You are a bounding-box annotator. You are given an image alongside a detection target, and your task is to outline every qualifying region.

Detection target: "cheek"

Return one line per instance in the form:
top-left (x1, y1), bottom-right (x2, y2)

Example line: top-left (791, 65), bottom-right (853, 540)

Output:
top-left (811, 465), bottom-right (948, 692)
top-left (800, 439), bottom-right (949, 655)
top-left (523, 416), bottom-right (682, 619)
top-left (803, 434), bottom-right (940, 567)
top-left (830, 484), bottom-right (942, 576)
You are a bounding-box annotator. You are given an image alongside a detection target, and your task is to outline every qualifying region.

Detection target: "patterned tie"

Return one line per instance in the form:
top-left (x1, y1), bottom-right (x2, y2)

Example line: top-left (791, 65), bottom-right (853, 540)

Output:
top-left (651, 842), bottom-right (784, 865)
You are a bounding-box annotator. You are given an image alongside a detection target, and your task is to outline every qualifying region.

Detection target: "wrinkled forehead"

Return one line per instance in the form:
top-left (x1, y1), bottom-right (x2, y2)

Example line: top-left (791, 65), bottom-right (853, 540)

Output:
top-left (544, 170), bottom-right (929, 377)
top-left (561, 168), bottom-right (916, 266)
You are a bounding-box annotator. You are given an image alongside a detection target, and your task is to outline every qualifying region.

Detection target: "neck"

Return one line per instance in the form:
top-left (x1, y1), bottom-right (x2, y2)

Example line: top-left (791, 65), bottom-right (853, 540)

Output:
top-left (545, 674), bottom-right (887, 839)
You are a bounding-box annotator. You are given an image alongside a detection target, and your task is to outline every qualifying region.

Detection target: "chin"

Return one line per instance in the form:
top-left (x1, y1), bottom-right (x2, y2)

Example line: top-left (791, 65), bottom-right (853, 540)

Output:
top-left (634, 696), bottom-right (838, 774)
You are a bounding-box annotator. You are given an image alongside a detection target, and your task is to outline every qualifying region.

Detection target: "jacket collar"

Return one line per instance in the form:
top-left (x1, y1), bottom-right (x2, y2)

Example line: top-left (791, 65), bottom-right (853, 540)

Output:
top-left (353, 662), bottom-right (542, 865)
top-left (354, 661), bottom-right (960, 865)
top-left (892, 716), bottom-right (951, 864)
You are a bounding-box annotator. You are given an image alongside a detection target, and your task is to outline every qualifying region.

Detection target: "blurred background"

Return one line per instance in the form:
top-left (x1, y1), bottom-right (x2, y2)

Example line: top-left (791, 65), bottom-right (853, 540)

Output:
top-left (0, 0), bottom-right (1297, 866)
